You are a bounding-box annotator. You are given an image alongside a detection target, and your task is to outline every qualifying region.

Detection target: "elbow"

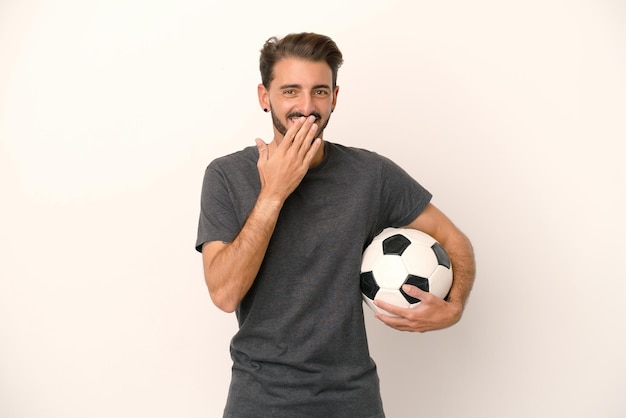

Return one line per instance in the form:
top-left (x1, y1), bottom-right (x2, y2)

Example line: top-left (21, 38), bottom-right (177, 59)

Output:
top-left (207, 286), bottom-right (240, 313)
top-left (213, 298), bottom-right (238, 314)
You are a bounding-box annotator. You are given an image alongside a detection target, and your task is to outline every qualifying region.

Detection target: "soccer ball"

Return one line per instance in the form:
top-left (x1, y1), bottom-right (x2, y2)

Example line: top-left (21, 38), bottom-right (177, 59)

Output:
top-left (360, 227), bottom-right (453, 316)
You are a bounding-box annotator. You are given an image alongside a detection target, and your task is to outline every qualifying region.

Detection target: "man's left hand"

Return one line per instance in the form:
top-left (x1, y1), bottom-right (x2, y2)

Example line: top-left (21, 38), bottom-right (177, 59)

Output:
top-left (374, 284), bottom-right (462, 333)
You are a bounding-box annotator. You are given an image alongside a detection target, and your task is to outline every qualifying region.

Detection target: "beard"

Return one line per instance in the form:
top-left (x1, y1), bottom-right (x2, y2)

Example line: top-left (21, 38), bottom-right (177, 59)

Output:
top-left (270, 106), bottom-right (331, 139)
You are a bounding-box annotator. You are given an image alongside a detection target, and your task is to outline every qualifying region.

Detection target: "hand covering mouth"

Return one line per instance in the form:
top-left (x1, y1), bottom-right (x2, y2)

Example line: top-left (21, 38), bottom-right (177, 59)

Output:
top-left (288, 113), bottom-right (321, 123)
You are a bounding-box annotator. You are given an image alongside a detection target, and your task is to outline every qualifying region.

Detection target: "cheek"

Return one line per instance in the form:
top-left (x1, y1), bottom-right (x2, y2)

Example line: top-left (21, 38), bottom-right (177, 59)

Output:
top-left (270, 100), bottom-right (291, 114)
top-left (319, 97), bottom-right (335, 110)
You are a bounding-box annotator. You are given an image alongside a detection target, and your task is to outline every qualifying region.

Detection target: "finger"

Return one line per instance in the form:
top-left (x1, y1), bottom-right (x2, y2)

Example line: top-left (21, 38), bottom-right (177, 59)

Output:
top-left (294, 116), bottom-right (320, 161)
top-left (279, 116), bottom-right (307, 149)
top-left (292, 115), bottom-right (317, 148)
top-left (303, 138), bottom-right (322, 163)
top-left (374, 306), bottom-right (428, 333)
top-left (374, 311), bottom-right (412, 331)
top-left (401, 284), bottom-right (430, 301)
top-left (255, 138), bottom-right (268, 161)
top-left (374, 299), bottom-right (410, 318)
top-left (297, 121), bottom-right (319, 157)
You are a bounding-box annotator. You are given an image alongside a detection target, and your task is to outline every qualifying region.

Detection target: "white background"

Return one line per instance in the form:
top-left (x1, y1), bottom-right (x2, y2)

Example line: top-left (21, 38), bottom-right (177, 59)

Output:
top-left (1, 1), bottom-right (625, 417)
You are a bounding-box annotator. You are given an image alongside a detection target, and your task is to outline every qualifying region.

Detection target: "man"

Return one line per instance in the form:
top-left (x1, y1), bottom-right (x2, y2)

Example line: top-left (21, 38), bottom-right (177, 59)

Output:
top-left (196, 32), bottom-right (475, 418)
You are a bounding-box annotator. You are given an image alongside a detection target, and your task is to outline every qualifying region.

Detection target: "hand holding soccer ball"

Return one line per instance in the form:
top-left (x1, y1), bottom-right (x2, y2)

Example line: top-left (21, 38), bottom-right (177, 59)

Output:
top-left (360, 227), bottom-right (453, 317)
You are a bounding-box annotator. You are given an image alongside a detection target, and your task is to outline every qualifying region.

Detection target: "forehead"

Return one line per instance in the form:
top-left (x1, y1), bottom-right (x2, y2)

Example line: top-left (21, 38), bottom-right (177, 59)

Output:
top-left (270, 57), bottom-right (333, 88)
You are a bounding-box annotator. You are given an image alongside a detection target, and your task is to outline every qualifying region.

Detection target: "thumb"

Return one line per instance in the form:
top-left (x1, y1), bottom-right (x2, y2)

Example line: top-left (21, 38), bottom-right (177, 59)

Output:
top-left (255, 138), bottom-right (268, 160)
top-left (402, 284), bottom-right (429, 300)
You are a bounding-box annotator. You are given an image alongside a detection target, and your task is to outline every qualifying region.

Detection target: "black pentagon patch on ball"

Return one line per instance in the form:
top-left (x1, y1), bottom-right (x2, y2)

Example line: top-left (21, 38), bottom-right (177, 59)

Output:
top-left (360, 271), bottom-right (379, 300)
top-left (402, 275), bottom-right (430, 304)
top-left (382, 234), bottom-right (411, 255)
top-left (431, 242), bottom-right (451, 268)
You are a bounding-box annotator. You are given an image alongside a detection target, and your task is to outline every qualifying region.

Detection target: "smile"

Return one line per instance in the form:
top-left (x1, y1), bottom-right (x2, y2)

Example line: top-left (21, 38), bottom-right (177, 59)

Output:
top-left (289, 115), bottom-right (321, 123)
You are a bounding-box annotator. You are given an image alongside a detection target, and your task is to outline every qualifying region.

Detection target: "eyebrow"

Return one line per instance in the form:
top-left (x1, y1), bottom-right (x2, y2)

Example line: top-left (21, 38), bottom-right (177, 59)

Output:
top-left (279, 83), bottom-right (332, 90)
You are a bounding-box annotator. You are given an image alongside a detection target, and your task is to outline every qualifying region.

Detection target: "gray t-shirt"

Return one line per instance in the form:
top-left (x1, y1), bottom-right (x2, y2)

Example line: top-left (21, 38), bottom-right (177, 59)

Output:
top-left (196, 141), bottom-right (432, 418)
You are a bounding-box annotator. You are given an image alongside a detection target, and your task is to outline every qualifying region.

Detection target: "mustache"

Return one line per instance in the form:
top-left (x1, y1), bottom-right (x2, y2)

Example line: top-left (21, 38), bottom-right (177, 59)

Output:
top-left (287, 111), bottom-right (322, 121)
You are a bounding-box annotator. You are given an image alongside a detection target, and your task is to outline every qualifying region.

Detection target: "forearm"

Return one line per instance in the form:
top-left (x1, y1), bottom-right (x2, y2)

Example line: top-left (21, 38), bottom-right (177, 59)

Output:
top-left (203, 118), bottom-right (322, 312)
top-left (203, 193), bottom-right (283, 312)
top-left (441, 229), bottom-right (475, 313)
top-left (400, 204), bottom-right (476, 329)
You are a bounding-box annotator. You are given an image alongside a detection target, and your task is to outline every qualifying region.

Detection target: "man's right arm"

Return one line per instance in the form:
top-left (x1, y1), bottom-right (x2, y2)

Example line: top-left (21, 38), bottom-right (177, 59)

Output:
top-left (201, 116), bottom-right (322, 312)
top-left (201, 194), bottom-right (282, 313)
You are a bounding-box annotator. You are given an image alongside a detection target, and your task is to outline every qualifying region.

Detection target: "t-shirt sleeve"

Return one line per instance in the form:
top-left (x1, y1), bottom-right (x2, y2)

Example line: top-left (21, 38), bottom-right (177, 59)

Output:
top-left (195, 164), bottom-right (241, 252)
top-left (378, 155), bottom-right (432, 228)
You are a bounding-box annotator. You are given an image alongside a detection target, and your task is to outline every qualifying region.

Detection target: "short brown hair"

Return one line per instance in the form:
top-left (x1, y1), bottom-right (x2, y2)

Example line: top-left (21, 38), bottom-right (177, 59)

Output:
top-left (259, 32), bottom-right (344, 89)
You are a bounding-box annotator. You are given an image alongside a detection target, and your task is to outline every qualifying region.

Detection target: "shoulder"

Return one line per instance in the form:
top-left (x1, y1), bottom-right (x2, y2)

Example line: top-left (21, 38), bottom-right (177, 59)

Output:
top-left (208, 146), bottom-right (257, 169)
top-left (204, 146), bottom-right (258, 177)
top-left (199, 145), bottom-right (261, 201)
top-left (328, 141), bottom-right (377, 158)
top-left (327, 142), bottom-right (399, 174)
top-left (200, 146), bottom-right (259, 191)
top-left (327, 142), bottom-right (389, 165)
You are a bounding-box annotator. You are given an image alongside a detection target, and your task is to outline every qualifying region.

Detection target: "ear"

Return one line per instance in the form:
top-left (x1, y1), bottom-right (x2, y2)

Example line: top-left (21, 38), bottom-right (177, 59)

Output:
top-left (258, 84), bottom-right (270, 112)
top-left (331, 85), bottom-right (340, 112)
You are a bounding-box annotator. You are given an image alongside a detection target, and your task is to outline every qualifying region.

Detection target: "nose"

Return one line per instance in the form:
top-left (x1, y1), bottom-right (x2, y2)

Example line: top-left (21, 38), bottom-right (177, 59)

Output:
top-left (298, 92), bottom-right (316, 117)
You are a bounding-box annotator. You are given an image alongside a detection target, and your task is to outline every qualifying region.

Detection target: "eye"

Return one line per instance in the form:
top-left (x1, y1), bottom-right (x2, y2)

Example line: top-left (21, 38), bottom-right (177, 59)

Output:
top-left (314, 89), bottom-right (329, 96)
top-left (282, 89), bottom-right (296, 96)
